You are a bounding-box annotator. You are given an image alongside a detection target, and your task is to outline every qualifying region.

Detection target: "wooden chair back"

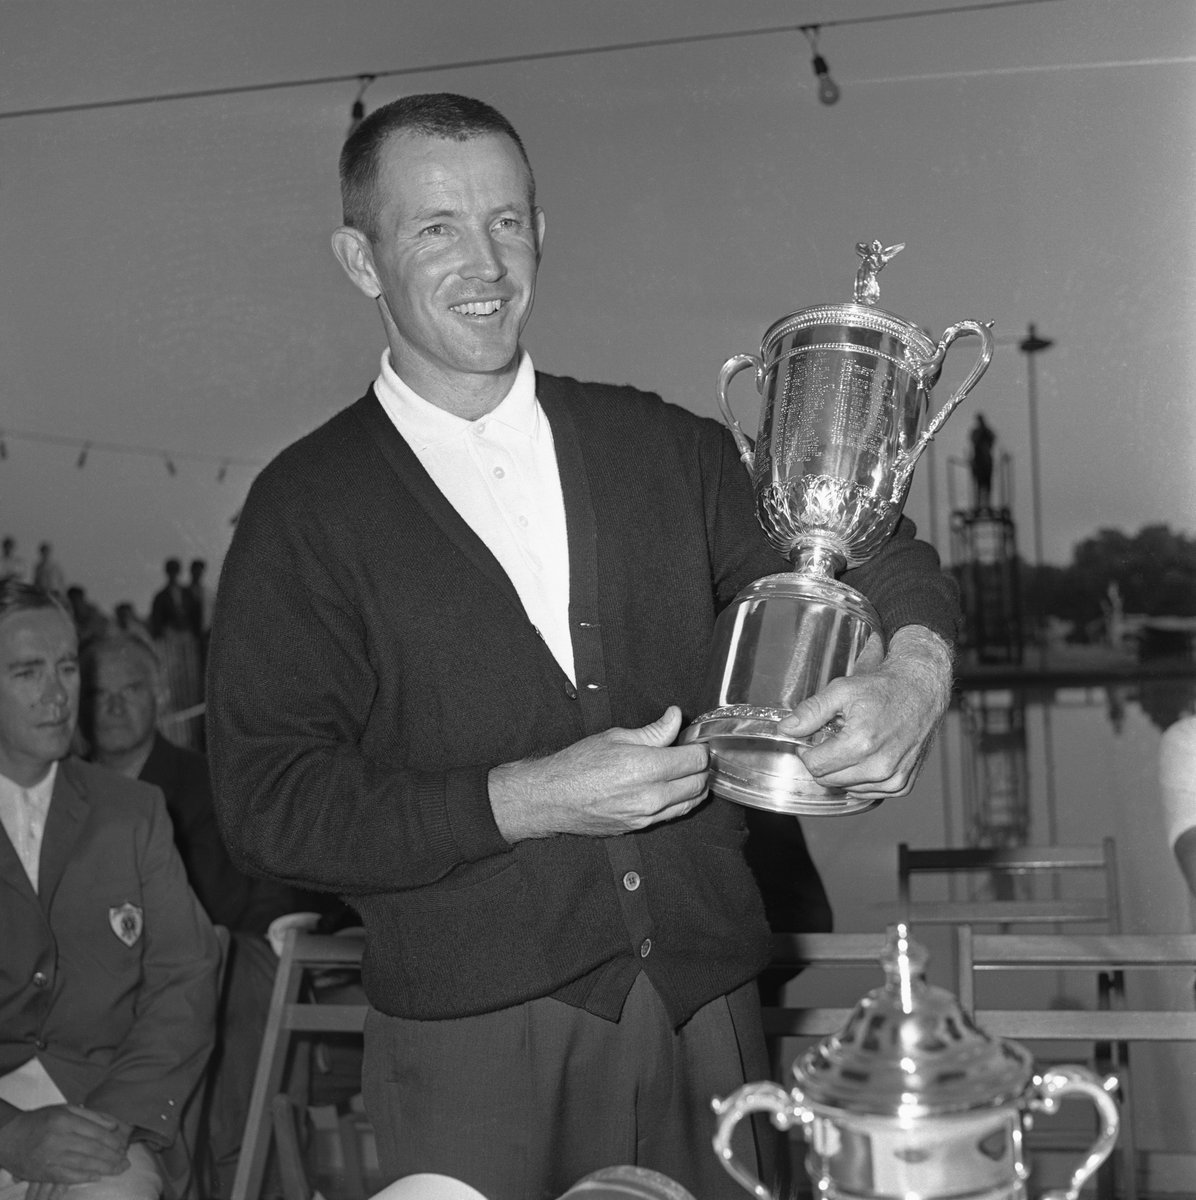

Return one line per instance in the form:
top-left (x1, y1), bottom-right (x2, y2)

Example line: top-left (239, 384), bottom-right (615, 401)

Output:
top-left (955, 928), bottom-right (1196, 1041)
top-left (955, 928), bottom-right (1196, 1200)
top-left (761, 931), bottom-right (895, 1039)
top-left (897, 837), bottom-right (1121, 929)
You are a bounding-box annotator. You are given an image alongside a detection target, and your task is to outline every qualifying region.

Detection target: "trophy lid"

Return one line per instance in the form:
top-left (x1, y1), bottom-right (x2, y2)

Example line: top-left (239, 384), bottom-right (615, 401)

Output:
top-left (791, 925), bottom-right (1034, 1118)
top-left (758, 239), bottom-right (937, 366)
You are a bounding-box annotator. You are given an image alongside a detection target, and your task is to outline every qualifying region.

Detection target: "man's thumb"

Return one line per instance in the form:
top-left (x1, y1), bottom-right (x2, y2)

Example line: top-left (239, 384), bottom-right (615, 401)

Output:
top-left (632, 705), bottom-right (684, 747)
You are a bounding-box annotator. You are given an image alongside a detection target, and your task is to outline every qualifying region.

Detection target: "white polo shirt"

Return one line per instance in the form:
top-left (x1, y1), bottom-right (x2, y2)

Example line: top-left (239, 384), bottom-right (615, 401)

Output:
top-left (373, 351), bottom-right (575, 685)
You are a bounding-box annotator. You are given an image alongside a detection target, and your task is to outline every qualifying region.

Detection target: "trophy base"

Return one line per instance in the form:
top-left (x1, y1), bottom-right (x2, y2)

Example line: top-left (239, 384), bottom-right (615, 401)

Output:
top-left (681, 710), bottom-right (881, 817)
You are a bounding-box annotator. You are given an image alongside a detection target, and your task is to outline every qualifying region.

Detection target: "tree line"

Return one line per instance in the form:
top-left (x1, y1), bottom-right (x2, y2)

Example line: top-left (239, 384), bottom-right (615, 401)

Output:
top-left (1019, 523), bottom-right (1196, 633)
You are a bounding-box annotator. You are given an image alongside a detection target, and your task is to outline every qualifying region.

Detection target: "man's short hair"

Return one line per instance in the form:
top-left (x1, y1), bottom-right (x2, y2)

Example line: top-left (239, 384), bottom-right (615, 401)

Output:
top-left (0, 579), bottom-right (69, 624)
top-left (80, 630), bottom-right (162, 679)
top-left (339, 92), bottom-right (536, 241)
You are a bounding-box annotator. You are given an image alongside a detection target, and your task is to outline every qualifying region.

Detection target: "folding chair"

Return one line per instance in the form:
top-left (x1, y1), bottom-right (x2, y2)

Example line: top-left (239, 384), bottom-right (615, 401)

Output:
top-left (897, 838), bottom-right (1121, 931)
top-left (955, 929), bottom-right (1196, 1200)
top-left (231, 928), bottom-right (371, 1200)
top-left (761, 931), bottom-right (894, 1040)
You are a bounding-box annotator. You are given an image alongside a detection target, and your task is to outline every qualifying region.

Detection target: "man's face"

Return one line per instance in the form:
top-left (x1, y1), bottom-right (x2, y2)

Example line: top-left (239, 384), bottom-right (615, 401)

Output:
top-left (344, 132), bottom-right (545, 412)
top-left (85, 648), bottom-right (160, 760)
top-left (0, 607), bottom-right (79, 785)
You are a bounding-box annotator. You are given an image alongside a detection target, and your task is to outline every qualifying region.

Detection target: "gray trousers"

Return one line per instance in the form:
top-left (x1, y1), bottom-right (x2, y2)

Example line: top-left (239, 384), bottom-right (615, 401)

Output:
top-left (362, 973), bottom-right (774, 1200)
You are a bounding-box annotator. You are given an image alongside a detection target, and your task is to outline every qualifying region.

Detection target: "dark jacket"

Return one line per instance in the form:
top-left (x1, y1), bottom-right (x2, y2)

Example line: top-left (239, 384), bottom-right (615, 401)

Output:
top-left (208, 375), bottom-right (958, 1025)
top-left (0, 758), bottom-right (220, 1148)
top-left (139, 733), bottom-right (317, 935)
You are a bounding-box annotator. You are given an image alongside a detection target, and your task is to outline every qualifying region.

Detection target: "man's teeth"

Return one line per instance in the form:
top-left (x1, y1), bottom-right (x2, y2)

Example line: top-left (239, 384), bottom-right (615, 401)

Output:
top-left (451, 300), bottom-right (504, 316)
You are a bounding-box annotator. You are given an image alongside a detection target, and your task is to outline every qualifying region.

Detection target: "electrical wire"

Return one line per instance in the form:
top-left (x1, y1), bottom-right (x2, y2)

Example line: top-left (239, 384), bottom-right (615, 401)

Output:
top-left (0, 0), bottom-right (1068, 122)
top-left (0, 426), bottom-right (264, 472)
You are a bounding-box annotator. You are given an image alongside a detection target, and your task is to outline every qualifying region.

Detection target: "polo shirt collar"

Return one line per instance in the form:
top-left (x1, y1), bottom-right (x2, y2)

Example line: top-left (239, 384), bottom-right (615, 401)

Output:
top-left (375, 350), bottom-right (539, 450)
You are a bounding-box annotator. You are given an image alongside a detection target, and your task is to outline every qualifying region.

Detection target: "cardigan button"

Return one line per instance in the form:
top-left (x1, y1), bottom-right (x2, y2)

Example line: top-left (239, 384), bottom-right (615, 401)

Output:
top-left (623, 871), bottom-right (641, 891)
top-left (31, 972), bottom-right (49, 989)
top-left (639, 938), bottom-right (652, 958)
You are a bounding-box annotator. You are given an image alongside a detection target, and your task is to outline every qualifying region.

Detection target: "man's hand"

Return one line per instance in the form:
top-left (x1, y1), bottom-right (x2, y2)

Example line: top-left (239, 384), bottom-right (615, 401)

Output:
top-left (490, 706), bottom-right (709, 841)
top-left (777, 625), bottom-right (953, 801)
top-left (0, 1105), bottom-right (130, 1184)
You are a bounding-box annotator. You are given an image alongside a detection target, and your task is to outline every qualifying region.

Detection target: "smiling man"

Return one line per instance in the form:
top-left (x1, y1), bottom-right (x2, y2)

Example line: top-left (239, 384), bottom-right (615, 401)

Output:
top-left (208, 93), bottom-right (959, 1200)
top-left (0, 583), bottom-right (219, 1200)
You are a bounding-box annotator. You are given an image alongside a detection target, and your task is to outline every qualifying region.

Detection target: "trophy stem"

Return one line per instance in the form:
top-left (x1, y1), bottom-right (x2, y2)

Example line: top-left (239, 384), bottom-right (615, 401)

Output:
top-left (792, 543), bottom-right (845, 578)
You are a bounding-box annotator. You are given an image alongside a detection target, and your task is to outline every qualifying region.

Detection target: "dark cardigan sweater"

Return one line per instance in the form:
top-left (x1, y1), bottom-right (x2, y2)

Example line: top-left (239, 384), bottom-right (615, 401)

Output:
top-left (208, 373), bottom-right (958, 1026)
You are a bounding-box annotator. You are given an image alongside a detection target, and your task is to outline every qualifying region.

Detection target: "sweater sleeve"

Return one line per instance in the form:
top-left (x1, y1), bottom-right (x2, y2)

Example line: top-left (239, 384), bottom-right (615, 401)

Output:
top-left (206, 463), bottom-right (512, 899)
top-left (842, 515), bottom-right (961, 645)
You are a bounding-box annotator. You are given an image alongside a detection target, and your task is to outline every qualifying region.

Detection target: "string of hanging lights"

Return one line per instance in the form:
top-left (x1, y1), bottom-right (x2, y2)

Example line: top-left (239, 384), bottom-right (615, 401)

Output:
top-left (0, 0), bottom-right (1069, 125)
top-left (0, 425), bottom-right (263, 480)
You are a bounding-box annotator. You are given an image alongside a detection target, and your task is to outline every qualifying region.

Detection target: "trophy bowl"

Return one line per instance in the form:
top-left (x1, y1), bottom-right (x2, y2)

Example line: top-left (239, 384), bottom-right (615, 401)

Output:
top-left (682, 241), bottom-right (993, 815)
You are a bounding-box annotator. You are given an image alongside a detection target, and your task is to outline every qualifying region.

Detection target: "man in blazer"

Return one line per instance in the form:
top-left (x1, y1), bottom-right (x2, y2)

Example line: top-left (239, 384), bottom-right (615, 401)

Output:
top-left (0, 581), bottom-right (220, 1200)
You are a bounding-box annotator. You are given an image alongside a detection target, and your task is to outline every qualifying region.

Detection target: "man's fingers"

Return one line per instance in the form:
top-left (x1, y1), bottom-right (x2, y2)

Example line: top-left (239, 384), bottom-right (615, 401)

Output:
top-left (65, 1107), bottom-right (119, 1131)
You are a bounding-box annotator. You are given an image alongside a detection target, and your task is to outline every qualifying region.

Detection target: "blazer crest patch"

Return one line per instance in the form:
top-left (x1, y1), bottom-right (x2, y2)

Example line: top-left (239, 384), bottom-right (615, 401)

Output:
top-left (109, 902), bottom-right (144, 947)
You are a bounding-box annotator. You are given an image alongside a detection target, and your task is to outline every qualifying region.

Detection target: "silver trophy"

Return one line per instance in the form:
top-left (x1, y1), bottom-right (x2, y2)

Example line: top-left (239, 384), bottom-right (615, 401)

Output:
top-left (681, 240), bottom-right (993, 816)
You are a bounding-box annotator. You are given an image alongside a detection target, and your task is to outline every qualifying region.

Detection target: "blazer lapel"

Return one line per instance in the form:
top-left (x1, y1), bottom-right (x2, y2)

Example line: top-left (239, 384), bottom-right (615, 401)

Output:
top-left (37, 760), bottom-right (90, 914)
top-left (0, 812), bottom-right (37, 905)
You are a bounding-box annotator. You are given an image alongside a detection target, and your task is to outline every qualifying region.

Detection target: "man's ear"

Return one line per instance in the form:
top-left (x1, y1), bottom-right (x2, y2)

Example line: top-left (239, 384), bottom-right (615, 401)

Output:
top-left (534, 207), bottom-right (546, 261)
top-left (331, 226), bottom-right (382, 299)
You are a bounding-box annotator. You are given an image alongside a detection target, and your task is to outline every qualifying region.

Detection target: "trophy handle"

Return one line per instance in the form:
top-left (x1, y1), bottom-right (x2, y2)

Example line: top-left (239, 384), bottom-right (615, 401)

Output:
top-left (711, 1082), bottom-right (804, 1200)
top-left (1029, 1066), bottom-right (1120, 1200)
top-left (716, 353), bottom-right (765, 473)
top-left (894, 319), bottom-right (995, 488)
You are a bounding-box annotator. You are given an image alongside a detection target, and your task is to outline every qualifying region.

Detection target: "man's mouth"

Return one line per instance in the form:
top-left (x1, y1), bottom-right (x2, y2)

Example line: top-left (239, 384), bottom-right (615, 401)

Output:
top-left (450, 299), bottom-right (506, 317)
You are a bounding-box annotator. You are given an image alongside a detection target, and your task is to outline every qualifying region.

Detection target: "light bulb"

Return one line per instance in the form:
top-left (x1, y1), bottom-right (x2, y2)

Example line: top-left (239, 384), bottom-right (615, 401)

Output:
top-left (812, 55), bottom-right (840, 105)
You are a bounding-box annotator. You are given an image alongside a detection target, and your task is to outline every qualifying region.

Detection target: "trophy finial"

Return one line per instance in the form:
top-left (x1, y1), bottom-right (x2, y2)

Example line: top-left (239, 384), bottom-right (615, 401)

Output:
top-left (853, 239), bottom-right (905, 305)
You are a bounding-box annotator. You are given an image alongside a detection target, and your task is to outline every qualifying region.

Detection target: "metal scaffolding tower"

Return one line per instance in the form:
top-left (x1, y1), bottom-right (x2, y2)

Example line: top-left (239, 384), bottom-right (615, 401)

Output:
top-left (949, 451), bottom-right (1025, 665)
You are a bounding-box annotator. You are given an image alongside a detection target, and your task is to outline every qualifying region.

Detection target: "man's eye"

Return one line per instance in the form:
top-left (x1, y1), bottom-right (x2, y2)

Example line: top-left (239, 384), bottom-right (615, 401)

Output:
top-left (419, 224), bottom-right (447, 237)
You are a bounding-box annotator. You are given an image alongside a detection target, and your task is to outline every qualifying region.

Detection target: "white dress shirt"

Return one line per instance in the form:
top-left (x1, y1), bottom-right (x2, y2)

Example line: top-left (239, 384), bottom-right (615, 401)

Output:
top-left (373, 351), bottom-right (575, 684)
top-left (0, 762), bottom-right (57, 892)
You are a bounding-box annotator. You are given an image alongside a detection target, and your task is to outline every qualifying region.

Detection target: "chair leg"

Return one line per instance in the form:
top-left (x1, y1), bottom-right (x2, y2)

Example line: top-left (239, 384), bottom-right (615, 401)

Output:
top-left (1114, 1064), bottom-right (1138, 1200)
top-left (272, 1094), bottom-right (312, 1200)
top-left (337, 1108), bottom-right (369, 1198)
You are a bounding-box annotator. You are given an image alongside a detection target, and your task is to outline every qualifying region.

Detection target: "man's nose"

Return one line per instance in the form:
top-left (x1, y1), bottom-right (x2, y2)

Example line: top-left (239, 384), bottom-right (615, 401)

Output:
top-left (460, 228), bottom-right (504, 281)
top-left (44, 675), bottom-right (70, 711)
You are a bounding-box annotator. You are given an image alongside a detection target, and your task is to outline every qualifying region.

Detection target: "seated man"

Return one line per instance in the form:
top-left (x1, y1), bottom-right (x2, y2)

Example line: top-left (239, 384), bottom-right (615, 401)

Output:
top-left (79, 630), bottom-right (329, 1198)
top-left (0, 581), bottom-right (220, 1200)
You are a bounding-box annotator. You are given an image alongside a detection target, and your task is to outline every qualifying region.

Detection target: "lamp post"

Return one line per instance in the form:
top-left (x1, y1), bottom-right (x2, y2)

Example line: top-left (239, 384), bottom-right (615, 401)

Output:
top-left (1018, 323), bottom-right (1054, 656)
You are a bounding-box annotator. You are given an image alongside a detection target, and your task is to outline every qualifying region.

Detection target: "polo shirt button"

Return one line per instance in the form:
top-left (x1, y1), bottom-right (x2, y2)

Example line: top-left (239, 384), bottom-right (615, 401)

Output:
top-left (31, 972), bottom-right (48, 989)
top-left (623, 871), bottom-right (641, 891)
top-left (640, 938), bottom-right (652, 958)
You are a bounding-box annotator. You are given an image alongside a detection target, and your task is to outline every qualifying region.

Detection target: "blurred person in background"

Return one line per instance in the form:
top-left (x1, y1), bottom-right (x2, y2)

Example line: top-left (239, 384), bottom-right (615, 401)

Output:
top-left (80, 631), bottom-right (323, 1197)
top-left (31, 544), bottom-right (65, 600)
top-left (0, 540), bottom-right (27, 586)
